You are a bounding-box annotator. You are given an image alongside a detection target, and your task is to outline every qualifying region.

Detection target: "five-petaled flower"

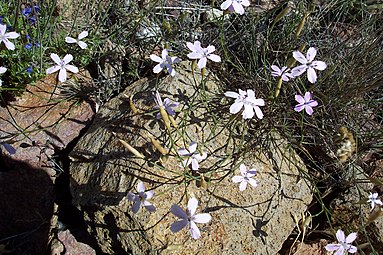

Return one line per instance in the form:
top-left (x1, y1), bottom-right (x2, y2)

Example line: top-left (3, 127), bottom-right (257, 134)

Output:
top-left (325, 229), bottom-right (357, 255)
top-left (65, 31), bottom-right (88, 49)
top-left (186, 41), bottom-right (221, 69)
top-left (150, 49), bottom-right (180, 76)
top-left (154, 91), bottom-right (179, 119)
top-left (367, 192), bottom-right (383, 211)
top-left (178, 142), bottom-right (207, 171)
top-left (0, 24), bottom-right (20, 50)
top-left (232, 164), bottom-right (258, 191)
top-left (127, 181), bottom-right (156, 214)
top-left (271, 65), bottom-right (294, 82)
top-left (291, 47), bottom-right (327, 83)
top-left (294, 92), bottom-right (318, 115)
top-left (170, 197), bottom-right (212, 239)
top-left (225, 89), bottom-right (265, 119)
top-left (220, 0), bottom-right (250, 15)
top-left (46, 53), bottom-right (79, 82)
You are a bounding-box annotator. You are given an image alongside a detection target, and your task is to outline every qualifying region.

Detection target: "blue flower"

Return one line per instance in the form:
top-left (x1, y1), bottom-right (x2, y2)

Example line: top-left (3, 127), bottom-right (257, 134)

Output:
top-left (26, 66), bottom-right (33, 74)
top-left (25, 42), bottom-right (32, 50)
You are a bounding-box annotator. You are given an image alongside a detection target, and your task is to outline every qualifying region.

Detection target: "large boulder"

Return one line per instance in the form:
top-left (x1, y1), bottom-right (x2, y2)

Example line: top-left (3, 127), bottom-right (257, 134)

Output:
top-left (69, 62), bottom-right (312, 254)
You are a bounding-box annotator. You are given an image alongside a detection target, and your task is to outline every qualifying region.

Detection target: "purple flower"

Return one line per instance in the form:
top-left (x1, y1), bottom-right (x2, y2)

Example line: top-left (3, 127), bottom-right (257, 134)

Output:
top-left (232, 164), bottom-right (257, 191)
top-left (186, 41), bottom-right (221, 69)
top-left (294, 92), bottom-right (318, 115)
top-left (220, 0), bottom-right (251, 15)
top-left (325, 229), bottom-right (357, 254)
top-left (127, 182), bottom-right (156, 213)
top-left (153, 91), bottom-right (179, 119)
top-left (291, 47), bottom-right (327, 83)
top-left (150, 49), bottom-right (180, 76)
top-left (270, 65), bottom-right (294, 82)
top-left (367, 192), bottom-right (383, 211)
top-left (170, 197), bottom-right (212, 239)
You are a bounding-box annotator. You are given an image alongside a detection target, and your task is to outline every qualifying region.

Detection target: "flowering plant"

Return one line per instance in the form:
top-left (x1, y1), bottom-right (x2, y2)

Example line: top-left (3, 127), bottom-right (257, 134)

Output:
top-left (170, 197), bottom-right (212, 239)
top-left (294, 92), bottom-right (318, 115)
top-left (225, 89), bottom-right (265, 119)
top-left (325, 229), bottom-right (357, 255)
top-left (127, 182), bottom-right (156, 213)
top-left (186, 41), bottom-right (221, 69)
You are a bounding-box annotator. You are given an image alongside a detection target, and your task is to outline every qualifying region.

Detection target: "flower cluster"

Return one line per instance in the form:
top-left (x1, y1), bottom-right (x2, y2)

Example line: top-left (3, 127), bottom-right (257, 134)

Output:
top-left (325, 229), bottom-right (357, 254)
top-left (46, 31), bottom-right (88, 82)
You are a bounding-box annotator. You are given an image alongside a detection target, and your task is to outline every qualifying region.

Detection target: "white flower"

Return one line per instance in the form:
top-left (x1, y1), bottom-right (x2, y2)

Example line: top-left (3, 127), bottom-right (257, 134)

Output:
top-left (367, 192), bottom-right (383, 211)
top-left (178, 142), bottom-right (207, 171)
top-left (220, 0), bottom-right (250, 15)
top-left (224, 89), bottom-right (265, 119)
top-left (271, 65), bottom-right (294, 82)
top-left (127, 181), bottom-right (156, 214)
top-left (170, 197), bottom-right (212, 239)
top-left (186, 41), bottom-right (221, 69)
top-left (150, 49), bottom-right (180, 76)
top-left (0, 67), bottom-right (6, 74)
top-left (325, 229), bottom-right (357, 255)
top-left (291, 47), bottom-right (327, 83)
top-left (65, 31), bottom-right (88, 49)
top-left (232, 164), bottom-right (257, 191)
top-left (0, 24), bottom-right (20, 50)
top-left (46, 53), bottom-right (79, 82)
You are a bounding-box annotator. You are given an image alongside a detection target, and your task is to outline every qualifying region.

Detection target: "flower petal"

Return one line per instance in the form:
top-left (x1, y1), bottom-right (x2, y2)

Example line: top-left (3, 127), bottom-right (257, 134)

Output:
top-left (295, 95), bottom-right (305, 104)
top-left (293, 51), bottom-right (307, 64)
top-left (143, 201), bottom-right (156, 212)
top-left (305, 106), bottom-right (314, 115)
top-left (239, 181), bottom-right (247, 191)
top-left (345, 232), bottom-right (357, 244)
top-left (51, 53), bottom-right (62, 65)
top-left (137, 182), bottom-right (145, 192)
top-left (291, 65), bottom-right (307, 77)
top-left (0, 67), bottom-right (7, 74)
top-left (243, 104), bottom-right (255, 119)
top-left (240, 164), bottom-right (247, 176)
top-left (233, 2), bottom-right (245, 15)
top-left (78, 41), bottom-right (87, 49)
top-left (63, 54), bottom-right (73, 64)
top-left (170, 219), bottom-right (188, 232)
top-left (3, 39), bottom-right (15, 50)
top-left (220, 1), bottom-right (231, 10)
top-left (189, 221), bottom-right (201, 239)
top-left (132, 201), bottom-right (142, 213)
top-left (336, 229), bottom-right (346, 242)
top-left (306, 47), bottom-right (317, 62)
top-left (294, 104), bottom-right (305, 113)
top-left (170, 204), bottom-right (188, 219)
top-left (78, 31), bottom-right (88, 39)
top-left (6, 32), bottom-right (20, 39)
top-left (127, 192), bottom-right (137, 202)
top-left (153, 64), bottom-right (162, 74)
top-left (230, 101), bottom-right (244, 114)
top-left (254, 106), bottom-right (264, 119)
top-left (197, 57), bottom-right (207, 69)
top-left (248, 178), bottom-right (258, 188)
top-left (232, 176), bottom-right (244, 183)
top-left (65, 37), bottom-right (77, 43)
top-left (307, 67), bottom-right (317, 83)
top-left (325, 244), bottom-right (341, 251)
top-left (189, 142), bottom-right (198, 154)
top-left (311, 60), bottom-right (327, 70)
top-left (46, 65), bottom-right (60, 74)
top-left (347, 245), bottom-right (357, 253)
top-left (58, 68), bottom-right (67, 82)
top-left (187, 197), bottom-right (198, 216)
top-left (225, 91), bottom-right (239, 98)
top-left (304, 92), bottom-right (312, 102)
top-left (207, 54), bottom-right (221, 63)
top-left (65, 65), bottom-right (79, 74)
top-left (193, 213), bottom-right (211, 224)
top-left (150, 54), bottom-right (163, 63)
top-left (191, 158), bottom-right (200, 170)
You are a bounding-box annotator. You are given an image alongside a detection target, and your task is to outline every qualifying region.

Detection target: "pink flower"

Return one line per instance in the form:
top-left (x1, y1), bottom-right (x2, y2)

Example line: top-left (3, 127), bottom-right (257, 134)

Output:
top-left (220, 0), bottom-right (250, 15)
top-left (291, 47), bottom-right (327, 83)
top-left (0, 24), bottom-right (20, 50)
top-left (170, 197), bottom-right (212, 239)
top-left (294, 92), bottom-right (318, 115)
top-left (127, 182), bottom-right (156, 214)
top-left (46, 53), bottom-right (79, 82)
top-left (325, 229), bottom-right (357, 255)
top-left (232, 164), bottom-right (257, 191)
top-left (186, 41), bottom-right (221, 69)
